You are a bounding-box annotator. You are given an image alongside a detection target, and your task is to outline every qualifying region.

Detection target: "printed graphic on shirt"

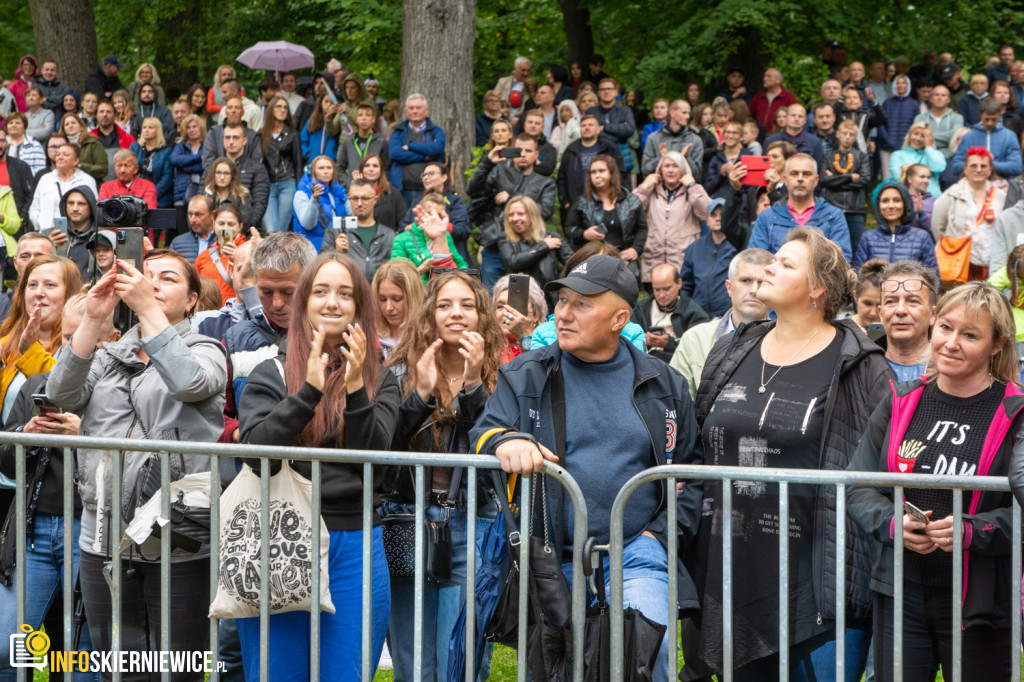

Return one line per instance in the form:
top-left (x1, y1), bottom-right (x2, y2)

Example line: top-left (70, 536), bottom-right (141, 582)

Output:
top-left (896, 438), bottom-right (926, 473)
top-left (907, 419), bottom-right (979, 477)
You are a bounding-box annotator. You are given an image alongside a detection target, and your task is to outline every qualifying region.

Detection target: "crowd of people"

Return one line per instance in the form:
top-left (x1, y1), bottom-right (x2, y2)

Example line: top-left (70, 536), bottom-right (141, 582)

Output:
top-left (1, 42), bottom-right (1024, 682)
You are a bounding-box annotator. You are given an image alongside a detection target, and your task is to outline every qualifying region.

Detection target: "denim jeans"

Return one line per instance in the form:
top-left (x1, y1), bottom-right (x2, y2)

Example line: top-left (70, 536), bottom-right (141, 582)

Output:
top-left (479, 247), bottom-right (505, 290)
top-left (401, 190), bottom-right (423, 208)
top-left (382, 499), bottom-right (497, 682)
top-left (0, 514), bottom-right (98, 682)
top-left (264, 178), bottom-right (297, 233)
top-left (236, 527), bottom-right (390, 682)
top-left (845, 213), bottom-right (866, 257)
top-left (561, 534), bottom-right (671, 682)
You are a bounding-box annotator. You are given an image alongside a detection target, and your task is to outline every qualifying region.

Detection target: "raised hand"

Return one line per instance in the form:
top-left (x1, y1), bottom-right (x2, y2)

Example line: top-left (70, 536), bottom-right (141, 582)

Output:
top-left (459, 330), bottom-right (485, 384)
top-left (415, 338), bottom-right (444, 402)
top-left (18, 303), bottom-right (43, 354)
top-left (112, 259), bottom-right (157, 315)
top-left (341, 323), bottom-right (366, 394)
top-left (306, 324), bottom-right (330, 391)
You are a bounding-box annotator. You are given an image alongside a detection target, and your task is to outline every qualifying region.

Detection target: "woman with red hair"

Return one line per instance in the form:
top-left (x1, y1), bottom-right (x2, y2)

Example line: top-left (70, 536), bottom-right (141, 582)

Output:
top-left (932, 146), bottom-right (1007, 280)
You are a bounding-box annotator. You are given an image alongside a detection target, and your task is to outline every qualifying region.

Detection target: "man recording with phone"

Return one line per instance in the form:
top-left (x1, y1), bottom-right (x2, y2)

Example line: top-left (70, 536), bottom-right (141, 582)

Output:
top-left (467, 132), bottom-right (556, 287)
top-left (319, 178), bottom-right (395, 281)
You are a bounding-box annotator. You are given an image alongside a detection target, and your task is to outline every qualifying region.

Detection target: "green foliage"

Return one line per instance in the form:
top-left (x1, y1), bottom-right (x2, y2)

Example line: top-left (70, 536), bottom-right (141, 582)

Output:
top-left (0, 2), bottom-right (36, 78)
top-left (473, 0), bottom-right (565, 103)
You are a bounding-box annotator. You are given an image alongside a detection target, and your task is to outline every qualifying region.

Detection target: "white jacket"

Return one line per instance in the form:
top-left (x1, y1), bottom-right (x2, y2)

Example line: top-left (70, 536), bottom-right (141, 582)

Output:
top-left (931, 178), bottom-right (1007, 266)
top-left (28, 169), bottom-right (97, 231)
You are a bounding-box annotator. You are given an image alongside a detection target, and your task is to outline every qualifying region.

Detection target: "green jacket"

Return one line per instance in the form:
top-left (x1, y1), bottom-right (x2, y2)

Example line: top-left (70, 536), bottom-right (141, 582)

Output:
top-left (988, 267), bottom-right (1024, 341)
top-left (77, 133), bottom-right (109, 183)
top-left (390, 223), bottom-right (468, 282)
top-left (669, 314), bottom-right (730, 398)
top-left (0, 187), bottom-right (21, 258)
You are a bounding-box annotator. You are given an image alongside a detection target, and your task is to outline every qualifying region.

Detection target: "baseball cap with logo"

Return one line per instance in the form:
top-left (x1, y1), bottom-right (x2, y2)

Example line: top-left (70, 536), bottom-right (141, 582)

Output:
top-left (544, 254), bottom-right (639, 309)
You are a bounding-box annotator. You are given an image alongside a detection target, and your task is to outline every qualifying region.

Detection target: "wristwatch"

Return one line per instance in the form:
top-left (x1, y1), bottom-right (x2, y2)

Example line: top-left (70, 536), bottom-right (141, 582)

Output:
top-left (685, 181), bottom-right (696, 189)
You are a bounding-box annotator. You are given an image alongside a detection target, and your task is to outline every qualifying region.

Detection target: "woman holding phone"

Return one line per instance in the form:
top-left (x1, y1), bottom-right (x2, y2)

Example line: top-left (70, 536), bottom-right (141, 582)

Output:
top-left (293, 155), bottom-right (351, 251)
top-left (850, 282), bottom-right (1022, 680)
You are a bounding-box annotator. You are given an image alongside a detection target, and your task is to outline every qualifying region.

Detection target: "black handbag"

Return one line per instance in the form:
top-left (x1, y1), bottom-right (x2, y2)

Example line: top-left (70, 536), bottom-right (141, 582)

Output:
top-left (123, 453), bottom-right (211, 556)
top-left (381, 467), bottom-right (462, 583)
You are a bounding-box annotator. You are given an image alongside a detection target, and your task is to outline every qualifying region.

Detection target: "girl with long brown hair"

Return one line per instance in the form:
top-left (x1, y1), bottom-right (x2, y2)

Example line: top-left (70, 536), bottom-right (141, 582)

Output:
top-left (382, 269), bottom-right (507, 678)
top-left (354, 152), bottom-right (406, 228)
top-left (260, 94), bottom-right (302, 233)
top-left (238, 251), bottom-right (399, 679)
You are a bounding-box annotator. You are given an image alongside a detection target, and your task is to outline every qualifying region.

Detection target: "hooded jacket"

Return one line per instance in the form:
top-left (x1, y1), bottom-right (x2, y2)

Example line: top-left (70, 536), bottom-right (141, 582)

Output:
top-left (292, 172), bottom-right (350, 250)
top-left (36, 75), bottom-right (70, 113)
top-left (0, 186), bottom-right (21, 258)
top-left (471, 338), bottom-right (705, 614)
top-left (641, 124), bottom-right (705, 180)
top-left (947, 122), bottom-right (1023, 178)
top-left (696, 319), bottom-right (894, 622)
top-left (879, 76), bottom-right (919, 151)
top-left (634, 154), bottom-right (711, 282)
top-left (320, 221), bottom-right (397, 282)
top-left (46, 320), bottom-right (226, 559)
top-left (748, 198), bottom-right (853, 261)
top-left (9, 55), bottom-right (38, 113)
top-left (57, 184), bottom-right (100, 281)
top-left (679, 231), bottom-right (736, 319)
top-left (854, 181), bottom-right (940, 277)
top-left (130, 142), bottom-right (174, 207)
top-left (852, 379), bottom-right (1024, 630)
top-left (390, 222), bottom-right (468, 280)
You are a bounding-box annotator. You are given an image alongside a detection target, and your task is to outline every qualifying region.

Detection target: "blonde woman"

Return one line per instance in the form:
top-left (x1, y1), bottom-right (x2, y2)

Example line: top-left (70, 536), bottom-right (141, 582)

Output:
top-left (111, 89), bottom-right (141, 139)
top-left (127, 62), bottom-right (165, 106)
top-left (207, 64), bottom-right (238, 115)
top-left (171, 114), bottom-right (207, 203)
top-left (59, 113), bottom-right (107, 182)
top-left (889, 121), bottom-right (946, 196)
top-left (129, 117), bottom-right (173, 206)
top-left (497, 195), bottom-right (573, 296)
top-left (371, 258), bottom-right (425, 358)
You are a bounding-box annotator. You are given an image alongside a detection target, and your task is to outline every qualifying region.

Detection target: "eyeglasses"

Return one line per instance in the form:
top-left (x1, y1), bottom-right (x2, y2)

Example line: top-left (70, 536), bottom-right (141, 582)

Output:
top-left (349, 196), bottom-right (374, 203)
top-left (421, 171), bottom-right (442, 178)
top-left (880, 278), bottom-right (929, 293)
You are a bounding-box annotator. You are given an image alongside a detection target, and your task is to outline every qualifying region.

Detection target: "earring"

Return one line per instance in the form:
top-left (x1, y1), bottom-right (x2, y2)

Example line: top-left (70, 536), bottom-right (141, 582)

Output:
top-left (811, 300), bottom-right (817, 308)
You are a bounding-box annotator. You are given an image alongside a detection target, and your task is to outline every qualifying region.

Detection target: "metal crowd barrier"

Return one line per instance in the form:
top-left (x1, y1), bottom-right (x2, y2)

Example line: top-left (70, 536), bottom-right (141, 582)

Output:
top-left (4, 431), bottom-right (590, 682)
top-left (607, 464), bottom-right (1023, 682)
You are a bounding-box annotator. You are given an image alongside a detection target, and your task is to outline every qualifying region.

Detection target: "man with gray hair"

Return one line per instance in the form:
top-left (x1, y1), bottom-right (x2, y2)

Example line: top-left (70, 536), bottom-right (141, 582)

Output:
top-left (387, 93), bottom-right (446, 205)
top-left (671, 248), bottom-right (772, 397)
top-left (877, 260), bottom-right (937, 382)
top-left (749, 67), bottom-right (798, 130)
top-left (747, 153), bottom-right (852, 259)
top-left (494, 56), bottom-right (532, 123)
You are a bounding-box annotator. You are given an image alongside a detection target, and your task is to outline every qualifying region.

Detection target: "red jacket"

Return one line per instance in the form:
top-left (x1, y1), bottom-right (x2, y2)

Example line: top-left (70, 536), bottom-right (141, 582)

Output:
top-left (91, 126), bottom-right (136, 149)
top-left (749, 87), bottom-right (798, 130)
top-left (98, 177), bottom-right (158, 208)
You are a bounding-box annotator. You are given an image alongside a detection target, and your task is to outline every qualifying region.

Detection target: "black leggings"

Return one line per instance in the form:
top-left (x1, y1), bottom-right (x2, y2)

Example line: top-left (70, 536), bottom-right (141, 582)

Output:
top-left (872, 582), bottom-right (1011, 682)
top-left (79, 552), bottom-right (211, 681)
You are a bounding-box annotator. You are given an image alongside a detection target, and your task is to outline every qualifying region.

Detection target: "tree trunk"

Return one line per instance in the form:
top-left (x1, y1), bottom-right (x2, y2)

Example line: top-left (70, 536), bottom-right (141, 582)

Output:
top-left (558, 0), bottom-right (594, 68)
top-left (400, 0), bottom-right (476, 196)
top-left (28, 0), bottom-right (98, 93)
top-left (155, 0), bottom-right (201, 99)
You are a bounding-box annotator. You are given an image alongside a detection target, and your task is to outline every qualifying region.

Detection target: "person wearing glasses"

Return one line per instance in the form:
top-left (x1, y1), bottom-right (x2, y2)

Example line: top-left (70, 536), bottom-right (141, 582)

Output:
top-left (850, 281), bottom-right (1022, 681)
top-left (475, 90), bottom-right (504, 147)
top-left (877, 261), bottom-right (938, 381)
top-left (320, 179), bottom-right (395, 282)
top-left (854, 180), bottom-right (940, 279)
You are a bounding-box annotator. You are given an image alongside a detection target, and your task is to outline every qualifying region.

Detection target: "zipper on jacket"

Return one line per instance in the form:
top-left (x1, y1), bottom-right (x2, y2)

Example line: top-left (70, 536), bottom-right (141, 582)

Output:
top-left (631, 372), bottom-right (666, 513)
top-left (890, 229), bottom-right (896, 263)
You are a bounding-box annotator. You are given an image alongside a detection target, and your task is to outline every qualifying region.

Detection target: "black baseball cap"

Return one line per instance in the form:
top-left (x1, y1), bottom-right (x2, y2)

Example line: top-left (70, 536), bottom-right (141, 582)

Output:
top-left (939, 64), bottom-right (961, 80)
top-left (544, 255), bottom-right (639, 309)
top-left (102, 54), bottom-right (125, 68)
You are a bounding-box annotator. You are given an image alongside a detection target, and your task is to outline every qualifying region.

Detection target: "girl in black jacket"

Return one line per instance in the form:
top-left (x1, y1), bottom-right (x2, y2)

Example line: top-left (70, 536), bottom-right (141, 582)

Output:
top-left (382, 269), bottom-right (507, 679)
top-left (238, 252), bottom-right (400, 681)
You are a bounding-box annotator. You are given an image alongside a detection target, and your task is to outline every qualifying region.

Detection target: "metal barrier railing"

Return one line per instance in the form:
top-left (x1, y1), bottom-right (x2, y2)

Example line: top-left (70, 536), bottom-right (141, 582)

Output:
top-left (5, 431), bottom-right (590, 682)
top-left (606, 464), bottom-right (1022, 682)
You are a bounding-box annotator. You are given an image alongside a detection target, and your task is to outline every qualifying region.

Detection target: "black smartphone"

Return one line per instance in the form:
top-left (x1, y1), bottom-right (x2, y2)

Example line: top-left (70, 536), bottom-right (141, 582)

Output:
top-left (499, 147), bottom-right (522, 160)
top-left (649, 326), bottom-right (665, 335)
top-left (31, 394), bottom-right (62, 417)
top-left (115, 227), bottom-right (145, 273)
top-left (507, 274), bottom-right (529, 316)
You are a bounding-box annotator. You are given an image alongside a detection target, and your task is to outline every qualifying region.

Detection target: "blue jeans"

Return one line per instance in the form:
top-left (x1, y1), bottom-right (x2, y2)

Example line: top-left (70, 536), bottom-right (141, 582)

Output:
top-left (265, 178), bottom-right (297, 233)
top-left (562, 534), bottom-right (671, 682)
top-left (479, 247), bottom-right (505, 290)
top-left (236, 527), bottom-right (390, 682)
top-left (382, 499), bottom-right (497, 682)
top-left (845, 213), bottom-right (866, 257)
top-left (0, 514), bottom-right (98, 681)
top-left (401, 190), bottom-right (423, 208)
top-left (732, 627), bottom-right (871, 682)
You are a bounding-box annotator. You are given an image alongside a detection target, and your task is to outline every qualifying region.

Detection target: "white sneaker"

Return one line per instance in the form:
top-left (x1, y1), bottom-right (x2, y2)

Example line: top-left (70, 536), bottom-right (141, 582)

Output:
top-left (378, 642), bottom-right (394, 670)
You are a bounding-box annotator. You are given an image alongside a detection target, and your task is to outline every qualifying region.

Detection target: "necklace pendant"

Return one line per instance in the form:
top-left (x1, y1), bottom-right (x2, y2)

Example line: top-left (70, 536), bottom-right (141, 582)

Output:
top-left (758, 385), bottom-right (766, 394)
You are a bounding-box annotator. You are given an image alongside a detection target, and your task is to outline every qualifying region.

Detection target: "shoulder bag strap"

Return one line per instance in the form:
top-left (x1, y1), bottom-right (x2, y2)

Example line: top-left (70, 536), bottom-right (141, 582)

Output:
top-left (207, 245), bottom-right (233, 289)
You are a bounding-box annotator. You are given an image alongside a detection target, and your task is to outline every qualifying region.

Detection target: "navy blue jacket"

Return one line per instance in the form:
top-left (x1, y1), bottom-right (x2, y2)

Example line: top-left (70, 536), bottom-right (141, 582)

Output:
top-left (679, 233), bottom-right (736, 318)
top-left (170, 140), bottom-right (204, 203)
top-left (854, 180), bottom-right (940, 278)
top-left (879, 90), bottom-right (919, 151)
top-left (471, 339), bottom-right (704, 614)
top-left (387, 117), bottom-right (446, 192)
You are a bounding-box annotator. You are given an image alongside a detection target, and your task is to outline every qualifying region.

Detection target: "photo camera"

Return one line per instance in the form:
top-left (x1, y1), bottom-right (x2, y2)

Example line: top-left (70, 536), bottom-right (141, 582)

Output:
top-left (97, 195), bottom-right (149, 227)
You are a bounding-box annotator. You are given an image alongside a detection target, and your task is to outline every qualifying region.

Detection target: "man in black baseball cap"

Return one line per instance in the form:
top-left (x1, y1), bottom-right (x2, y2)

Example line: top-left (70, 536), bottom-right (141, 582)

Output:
top-left (84, 55), bottom-right (125, 99)
top-left (472, 258), bottom-right (701, 682)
